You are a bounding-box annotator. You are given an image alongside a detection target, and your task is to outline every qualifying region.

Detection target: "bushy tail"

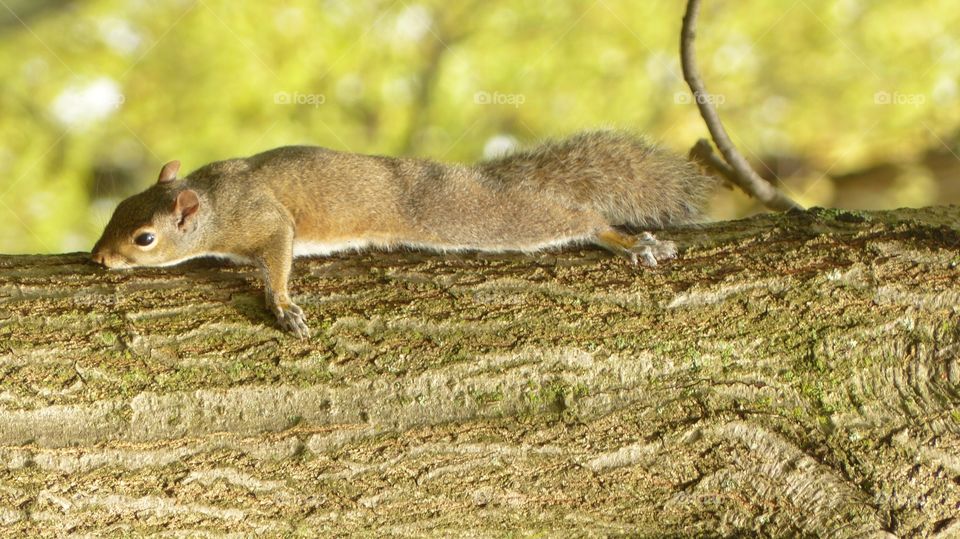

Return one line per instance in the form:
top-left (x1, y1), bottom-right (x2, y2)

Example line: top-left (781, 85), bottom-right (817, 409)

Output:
top-left (477, 130), bottom-right (716, 229)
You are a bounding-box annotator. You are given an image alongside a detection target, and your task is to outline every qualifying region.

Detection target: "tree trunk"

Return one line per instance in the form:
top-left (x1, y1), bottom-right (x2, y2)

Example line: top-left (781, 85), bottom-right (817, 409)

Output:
top-left (1, 207), bottom-right (959, 537)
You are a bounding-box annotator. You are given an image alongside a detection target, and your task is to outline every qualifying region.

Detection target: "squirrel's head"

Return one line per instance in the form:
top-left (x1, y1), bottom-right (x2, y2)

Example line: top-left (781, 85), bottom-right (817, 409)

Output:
top-left (91, 161), bottom-right (203, 269)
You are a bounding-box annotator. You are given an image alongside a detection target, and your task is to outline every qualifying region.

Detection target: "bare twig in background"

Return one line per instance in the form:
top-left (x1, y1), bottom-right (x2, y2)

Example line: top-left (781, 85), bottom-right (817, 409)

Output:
top-left (0, 0), bottom-right (76, 32)
top-left (398, 1), bottom-right (483, 155)
top-left (398, 34), bottom-right (451, 155)
top-left (680, 0), bottom-right (803, 211)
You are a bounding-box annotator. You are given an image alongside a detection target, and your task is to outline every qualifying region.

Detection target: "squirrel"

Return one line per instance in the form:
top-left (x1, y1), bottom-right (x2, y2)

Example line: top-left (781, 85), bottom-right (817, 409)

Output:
top-left (92, 130), bottom-right (715, 338)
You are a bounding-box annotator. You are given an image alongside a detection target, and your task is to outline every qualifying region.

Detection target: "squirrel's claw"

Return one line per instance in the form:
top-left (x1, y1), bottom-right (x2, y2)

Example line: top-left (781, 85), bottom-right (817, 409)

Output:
top-left (595, 229), bottom-right (677, 268)
top-left (274, 302), bottom-right (310, 339)
top-left (626, 233), bottom-right (677, 267)
top-left (634, 233), bottom-right (677, 267)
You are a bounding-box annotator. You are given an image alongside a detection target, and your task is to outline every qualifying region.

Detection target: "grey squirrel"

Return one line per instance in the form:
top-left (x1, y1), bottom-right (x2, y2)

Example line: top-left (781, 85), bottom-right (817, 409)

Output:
top-left (92, 130), bottom-right (715, 337)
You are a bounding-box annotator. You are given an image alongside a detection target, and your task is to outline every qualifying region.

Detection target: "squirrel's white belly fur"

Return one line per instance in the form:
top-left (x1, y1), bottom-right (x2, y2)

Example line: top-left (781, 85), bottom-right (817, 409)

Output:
top-left (293, 239), bottom-right (375, 257)
top-left (292, 235), bottom-right (592, 258)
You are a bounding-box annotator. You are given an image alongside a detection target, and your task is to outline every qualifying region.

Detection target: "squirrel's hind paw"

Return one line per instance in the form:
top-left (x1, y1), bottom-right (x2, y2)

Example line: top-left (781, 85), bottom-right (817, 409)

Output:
top-left (273, 302), bottom-right (310, 339)
top-left (595, 229), bottom-right (677, 268)
top-left (631, 232), bottom-right (677, 267)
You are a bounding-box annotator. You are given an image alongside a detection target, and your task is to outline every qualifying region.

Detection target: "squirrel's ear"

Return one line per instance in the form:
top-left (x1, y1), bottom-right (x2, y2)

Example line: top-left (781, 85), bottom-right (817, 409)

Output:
top-left (157, 160), bottom-right (181, 184)
top-left (173, 189), bottom-right (200, 231)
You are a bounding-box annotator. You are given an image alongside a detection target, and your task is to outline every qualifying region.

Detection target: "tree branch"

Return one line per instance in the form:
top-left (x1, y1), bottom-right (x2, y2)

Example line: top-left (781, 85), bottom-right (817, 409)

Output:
top-left (680, 0), bottom-right (803, 211)
top-left (2, 208), bottom-right (959, 535)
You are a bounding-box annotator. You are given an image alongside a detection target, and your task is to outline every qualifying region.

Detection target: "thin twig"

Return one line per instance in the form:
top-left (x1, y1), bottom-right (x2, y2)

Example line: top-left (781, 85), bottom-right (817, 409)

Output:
top-left (680, 0), bottom-right (803, 211)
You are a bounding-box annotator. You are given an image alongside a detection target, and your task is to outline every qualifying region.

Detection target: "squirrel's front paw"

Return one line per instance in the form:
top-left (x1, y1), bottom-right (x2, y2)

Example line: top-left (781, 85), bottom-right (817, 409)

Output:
top-left (272, 302), bottom-right (310, 339)
top-left (628, 232), bottom-right (677, 267)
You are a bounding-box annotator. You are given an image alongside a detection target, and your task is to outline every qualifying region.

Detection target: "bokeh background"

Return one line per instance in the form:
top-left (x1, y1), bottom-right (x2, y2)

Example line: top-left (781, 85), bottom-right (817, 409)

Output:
top-left (1, 0), bottom-right (958, 254)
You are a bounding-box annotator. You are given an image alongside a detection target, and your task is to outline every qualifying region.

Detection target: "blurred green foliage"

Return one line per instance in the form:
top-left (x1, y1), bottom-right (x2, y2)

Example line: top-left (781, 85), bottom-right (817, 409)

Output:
top-left (0, 0), bottom-right (957, 254)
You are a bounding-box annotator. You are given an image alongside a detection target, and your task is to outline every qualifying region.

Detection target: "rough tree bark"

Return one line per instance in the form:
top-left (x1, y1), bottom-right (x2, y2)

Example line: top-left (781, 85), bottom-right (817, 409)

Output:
top-left (1, 207), bottom-right (959, 537)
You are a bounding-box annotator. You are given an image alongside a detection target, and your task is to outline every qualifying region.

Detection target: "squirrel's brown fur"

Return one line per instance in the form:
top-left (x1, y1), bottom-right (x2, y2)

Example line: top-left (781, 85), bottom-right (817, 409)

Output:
top-left (93, 130), bottom-right (715, 337)
top-left (479, 131), bottom-right (710, 229)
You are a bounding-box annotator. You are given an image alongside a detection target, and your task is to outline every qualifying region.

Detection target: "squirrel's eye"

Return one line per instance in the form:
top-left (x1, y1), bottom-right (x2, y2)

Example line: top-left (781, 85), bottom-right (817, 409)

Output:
top-left (134, 232), bottom-right (156, 247)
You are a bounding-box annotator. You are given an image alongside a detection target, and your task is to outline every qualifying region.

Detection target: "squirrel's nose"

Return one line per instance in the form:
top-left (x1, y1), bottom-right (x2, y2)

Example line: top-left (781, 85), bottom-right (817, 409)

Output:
top-left (91, 250), bottom-right (107, 266)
